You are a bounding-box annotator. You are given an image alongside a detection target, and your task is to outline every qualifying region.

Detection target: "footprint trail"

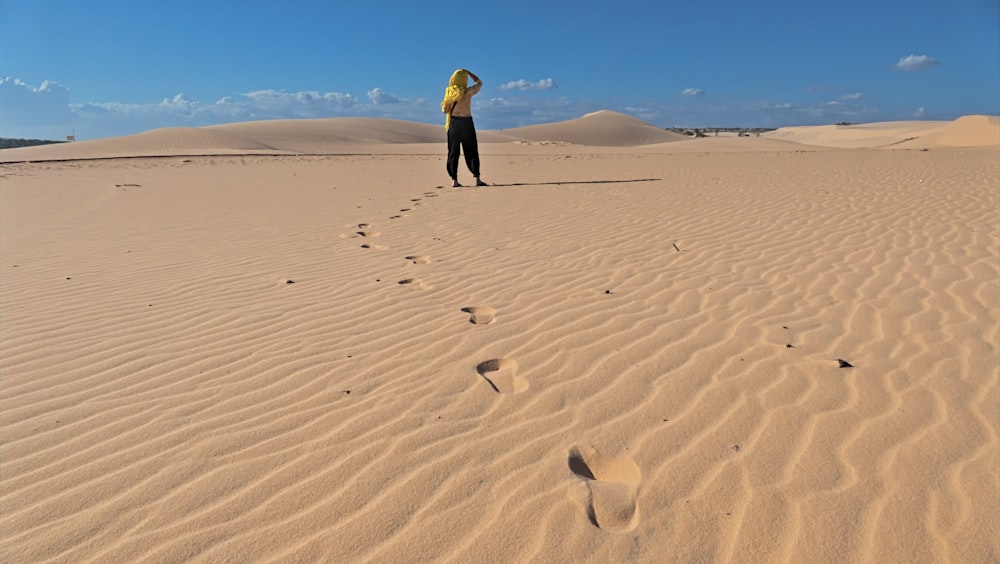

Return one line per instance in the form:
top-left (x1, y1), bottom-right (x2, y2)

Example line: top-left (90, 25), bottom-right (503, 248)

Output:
top-left (475, 358), bottom-right (527, 393)
top-left (568, 445), bottom-right (641, 532)
top-left (461, 306), bottom-right (496, 325)
top-left (398, 277), bottom-right (431, 290)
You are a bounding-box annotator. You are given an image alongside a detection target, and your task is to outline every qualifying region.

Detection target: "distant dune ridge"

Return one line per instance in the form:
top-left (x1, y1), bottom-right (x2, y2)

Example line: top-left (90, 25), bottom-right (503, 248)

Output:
top-left (500, 110), bottom-right (689, 146)
top-left (209, 118), bottom-right (519, 148)
top-left (765, 114), bottom-right (999, 149)
top-left (1, 108), bottom-right (998, 562)
top-left (2, 111), bottom-right (996, 162)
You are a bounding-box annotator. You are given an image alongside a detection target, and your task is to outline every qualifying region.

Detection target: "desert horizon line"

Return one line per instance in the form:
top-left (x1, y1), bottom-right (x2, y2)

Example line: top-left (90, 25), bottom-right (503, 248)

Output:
top-left (6, 109), bottom-right (998, 146)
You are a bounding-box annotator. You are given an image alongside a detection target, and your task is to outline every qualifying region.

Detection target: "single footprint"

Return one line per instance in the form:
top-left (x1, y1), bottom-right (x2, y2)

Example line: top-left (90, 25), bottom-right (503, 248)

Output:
top-left (357, 230), bottom-right (381, 238)
top-left (461, 306), bottom-right (496, 325)
top-left (405, 255), bottom-right (431, 264)
top-left (358, 223), bottom-right (371, 229)
top-left (398, 277), bottom-right (431, 290)
top-left (362, 243), bottom-right (388, 251)
top-left (475, 358), bottom-right (527, 393)
top-left (568, 445), bottom-right (641, 532)
top-left (400, 208), bottom-right (412, 212)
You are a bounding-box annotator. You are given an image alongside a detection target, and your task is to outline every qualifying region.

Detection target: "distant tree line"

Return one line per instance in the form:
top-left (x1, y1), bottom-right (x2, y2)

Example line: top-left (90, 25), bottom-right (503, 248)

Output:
top-left (0, 138), bottom-right (67, 150)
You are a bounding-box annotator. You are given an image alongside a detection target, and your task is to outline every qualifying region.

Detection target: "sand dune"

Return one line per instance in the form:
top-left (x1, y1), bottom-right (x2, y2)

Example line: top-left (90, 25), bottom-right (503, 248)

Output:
top-left (210, 117), bottom-right (518, 150)
top-left (0, 118), bottom-right (514, 162)
top-left (3, 112), bottom-right (997, 163)
top-left (894, 115), bottom-right (1000, 148)
top-left (767, 115), bottom-right (999, 149)
top-left (0, 126), bottom-right (295, 161)
top-left (1, 112), bottom-right (998, 562)
top-left (1, 110), bottom-right (684, 163)
top-left (765, 120), bottom-right (946, 148)
top-left (503, 110), bottom-right (688, 146)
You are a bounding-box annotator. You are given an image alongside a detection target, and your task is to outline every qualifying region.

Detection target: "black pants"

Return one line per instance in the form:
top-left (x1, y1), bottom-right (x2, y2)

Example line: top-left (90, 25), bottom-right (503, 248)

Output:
top-left (446, 116), bottom-right (480, 179)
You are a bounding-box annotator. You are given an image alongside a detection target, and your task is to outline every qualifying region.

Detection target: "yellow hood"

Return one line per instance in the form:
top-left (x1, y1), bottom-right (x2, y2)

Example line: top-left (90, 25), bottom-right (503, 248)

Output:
top-left (441, 69), bottom-right (468, 130)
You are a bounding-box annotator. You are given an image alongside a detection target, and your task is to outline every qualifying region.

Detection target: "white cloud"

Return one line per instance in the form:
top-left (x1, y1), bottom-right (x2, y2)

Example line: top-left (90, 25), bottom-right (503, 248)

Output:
top-left (895, 54), bottom-right (939, 71)
top-left (63, 88), bottom-right (390, 138)
top-left (73, 89), bottom-right (378, 124)
top-left (915, 106), bottom-right (926, 117)
top-left (161, 93), bottom-right (200, 109)
top-left (242, 89), bottom-right (359, 111)
top-left (367, 88), bottom-right (400, 105)
top-left (681, 88), bottom-right (704, 97)
top-left (0, 76), bottom-right (912, 141)
top-left (498, 78), bottom-right (557, 92)
top-left (0, 77), bottom-right (73, 126)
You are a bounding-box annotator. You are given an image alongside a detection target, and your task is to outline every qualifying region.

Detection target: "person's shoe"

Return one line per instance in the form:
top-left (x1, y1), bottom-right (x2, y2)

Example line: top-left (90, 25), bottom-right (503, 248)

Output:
top-left (452, 179), bottom-right (462, 187)
top-left (475, 178), bottom-right (488, 187)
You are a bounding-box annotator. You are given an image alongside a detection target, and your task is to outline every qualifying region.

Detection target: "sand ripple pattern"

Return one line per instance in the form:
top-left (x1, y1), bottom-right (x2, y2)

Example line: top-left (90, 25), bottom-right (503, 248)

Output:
top-left (1, 150), bottom-right (996, 563)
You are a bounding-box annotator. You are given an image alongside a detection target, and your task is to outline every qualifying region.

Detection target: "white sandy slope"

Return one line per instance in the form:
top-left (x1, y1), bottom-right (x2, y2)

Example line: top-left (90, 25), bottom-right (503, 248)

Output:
top-left (1, 110), bottom-right (683, 163)
top-left (1, 113), bottom-right (998, 563)
top-left (501, 110), bottom-right (688, 146)
top-left (767, 114), bottom-right (999, 149)
top-left (893, 115), bottom-right (1000, 148)
top-left (0, 119), bottom-right (516, 162)
top-left (2, 112), bottom-right (996, 164)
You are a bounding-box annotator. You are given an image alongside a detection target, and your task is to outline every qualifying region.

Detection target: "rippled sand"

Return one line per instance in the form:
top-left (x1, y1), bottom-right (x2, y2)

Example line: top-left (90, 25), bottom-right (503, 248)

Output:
top-left (2, 114), bottom-right (997, 563)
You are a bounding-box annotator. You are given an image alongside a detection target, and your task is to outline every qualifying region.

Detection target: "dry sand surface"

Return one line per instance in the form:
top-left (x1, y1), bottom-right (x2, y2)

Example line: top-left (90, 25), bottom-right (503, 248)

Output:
top-left (765, 114), bottom-right (1000, 149)
top-left (1, 112), bottom-right (998, 563)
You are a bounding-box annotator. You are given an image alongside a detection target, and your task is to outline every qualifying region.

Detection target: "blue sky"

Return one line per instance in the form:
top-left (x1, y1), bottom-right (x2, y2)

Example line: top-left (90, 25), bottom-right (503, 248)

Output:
top-left (2, 0), bottom-right (997, 140)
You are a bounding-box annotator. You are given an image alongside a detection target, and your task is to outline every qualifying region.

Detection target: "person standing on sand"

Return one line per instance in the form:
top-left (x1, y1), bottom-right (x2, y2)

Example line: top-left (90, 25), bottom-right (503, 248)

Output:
top-left (442, 68), bottom-right (487, 187)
